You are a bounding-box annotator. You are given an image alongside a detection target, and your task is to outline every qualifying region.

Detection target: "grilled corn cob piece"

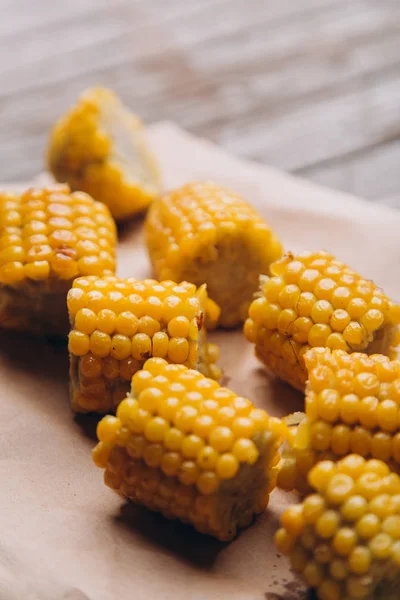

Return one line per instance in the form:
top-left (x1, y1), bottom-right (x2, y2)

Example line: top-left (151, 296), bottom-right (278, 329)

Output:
top-left (277, 349), bottom-right (400, 494)
top-left (68, 276), bottom-right (221, 413)
top-left (48, 87), bottom-right (161, 221)
top-left (145, 181), bottom-right (283, 328)
top-left (93, 357), bottom-right (285, 540)
top-left (245, 251), bottom-right (400, 392)
top-left (276, 455), bottom-right (400, 600)
top-left (0, 184), bottom-right (116, 336)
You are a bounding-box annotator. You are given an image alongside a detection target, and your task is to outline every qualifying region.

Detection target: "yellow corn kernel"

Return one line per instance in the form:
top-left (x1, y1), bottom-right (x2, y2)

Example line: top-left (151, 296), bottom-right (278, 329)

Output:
top-left (93, 357), bottom-right (284, 540)
top-left (68, 276), bottom-right (221, 413)
top-left (0, 186), bottom-right (116, 336)
top-left (145, 181), bottom-right (282, 328)
top-left (48, 87), bottom-right (161, 221)
top-left (167, 337), bottom-right (189, 364)
top-left (276, 456), bottom-right (400, 600)
top-left (245, 251), bottom-right (400, 392)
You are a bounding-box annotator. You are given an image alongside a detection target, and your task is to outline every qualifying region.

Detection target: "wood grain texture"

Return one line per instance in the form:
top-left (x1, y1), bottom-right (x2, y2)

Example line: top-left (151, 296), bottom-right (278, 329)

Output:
top-left (0, 0), bottom-right (399, 206)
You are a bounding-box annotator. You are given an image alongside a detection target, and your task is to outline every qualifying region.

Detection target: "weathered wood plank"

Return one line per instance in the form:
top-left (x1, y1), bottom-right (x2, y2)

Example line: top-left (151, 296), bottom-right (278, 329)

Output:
top-left (1, 0), bottom-right (398, 135)
top-left (0, 0), bottom-right (130, 38)
top-left (218, 71), bottom-right (400, 171)
top-left (0, 0), bottom-right (337, 96)
top-left (377, 195), bottom-right (400, 209)
top-left (2, 0), bottom-right (395, 99)
top-left (0, 0), bottom-right (398, 210)
top-left (297, 140), bottom-right (400, 204)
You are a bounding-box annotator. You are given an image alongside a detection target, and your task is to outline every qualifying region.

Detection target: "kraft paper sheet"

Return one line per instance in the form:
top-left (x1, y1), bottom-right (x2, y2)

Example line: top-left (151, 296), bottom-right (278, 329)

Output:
top-left (2, 121), bottom-right (400, 600)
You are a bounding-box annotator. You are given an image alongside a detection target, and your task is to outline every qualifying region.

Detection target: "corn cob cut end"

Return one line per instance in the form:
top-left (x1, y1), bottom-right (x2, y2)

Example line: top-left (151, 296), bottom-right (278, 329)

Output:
top-left (146, 181), bottom-right (283, 328)
top-left (68, 277), bottom-right (221, 414)
top-left (276, 413), bottom-right (317, 495)
top-left (255, 343), bottom-right (307, 393)
top-left (93, 357), bottom-right (285, 540)
top-left (48, 87), bottom-right (161, 221)
top-left (276, 455), bottom-right (400, 600)
top-left (245, 251), bottom-right (400, 392)
top-left (196, 283), bottom-right (222, 380)
top-left (0, 185), bottom-right (116, 336)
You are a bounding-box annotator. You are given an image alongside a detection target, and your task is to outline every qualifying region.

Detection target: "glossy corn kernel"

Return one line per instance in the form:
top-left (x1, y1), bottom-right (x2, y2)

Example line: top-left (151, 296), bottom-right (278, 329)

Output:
top-left (48, 87), bottom-right (161, 221)
top-left (68, 276), bottom-right (221, 413)
top-left (93, 357), bottom-right (285, 540)
top-left (276, 456), bottom-right (400, 600)
top-left (245, 251), bottom-right (400, 392)
top-left (145, 181), bottom-right (283, 328)
top-left (277, 349), bottom-right (400, 494)
top-left (0, 184), bottom-right (116, 335)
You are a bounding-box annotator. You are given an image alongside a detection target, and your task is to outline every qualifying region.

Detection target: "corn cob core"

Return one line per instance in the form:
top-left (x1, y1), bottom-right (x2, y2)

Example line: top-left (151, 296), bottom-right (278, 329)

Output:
top-left (145, 181), bottom-right (283, 328)
top-left (276, 455), bottom-right (400, 600)
top-left (277, 349), bottom-right (400, 494)
top-left (0, 184), bottom-right (116, 335)
top-left (245, 251), bottom-right (400, 393)
top-left (93, 357), bottom-right (285, 540)
top-left (48, 87), bottom-right (161, 221)
top-left (68, 276), bottom-right (221, 413)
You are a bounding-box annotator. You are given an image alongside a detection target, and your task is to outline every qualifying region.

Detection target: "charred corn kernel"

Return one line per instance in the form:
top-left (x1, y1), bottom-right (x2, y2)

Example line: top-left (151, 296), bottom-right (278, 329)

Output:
top-left (48, 87), bottom-right (161, 221)
top-left (276, 456), bottom-right (400, 600)
top-left (69, 277), bottom-right (220, 413)
top-left (93, 357), bottom-right (284, 540)
top-left (245, 251), bottom-right (400, 392)
top-left (145, 181), bottom-right (282, 328)
top-left (277, 350), bottom-right (400, 494)
top-left (0, 186), bottom-right (116, 335)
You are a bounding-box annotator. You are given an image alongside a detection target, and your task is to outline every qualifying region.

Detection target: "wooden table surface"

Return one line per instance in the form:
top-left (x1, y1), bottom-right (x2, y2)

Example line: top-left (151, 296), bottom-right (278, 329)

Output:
top-left (1, 0), bottom-right (400, 207)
